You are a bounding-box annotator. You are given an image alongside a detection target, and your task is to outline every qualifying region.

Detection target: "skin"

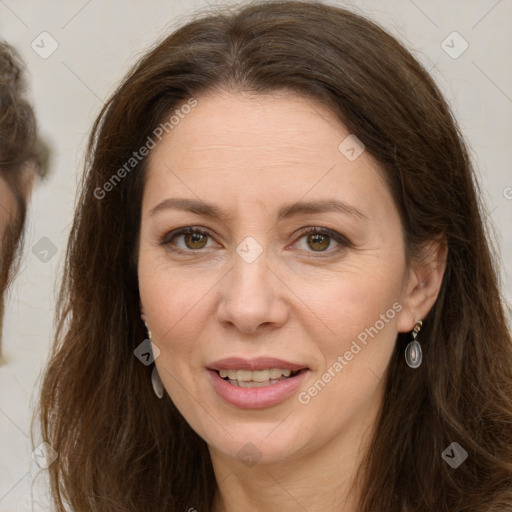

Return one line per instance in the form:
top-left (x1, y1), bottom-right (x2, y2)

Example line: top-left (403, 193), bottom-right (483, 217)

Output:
top-left (0, 174), bottom-right (21, 363)
top-left (0, 175), bottom-right (17, 242)
top-left (138, 89), bottom-right (446, 512)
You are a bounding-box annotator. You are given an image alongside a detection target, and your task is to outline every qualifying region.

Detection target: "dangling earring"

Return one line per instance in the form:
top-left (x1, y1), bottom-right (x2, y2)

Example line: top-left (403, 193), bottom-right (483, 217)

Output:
top-left (145, 323), bottom-right (164, 399)
top-left (151, 365), bottom-right (164, 399)
top-left (405, 320), bottom-right (423, 368)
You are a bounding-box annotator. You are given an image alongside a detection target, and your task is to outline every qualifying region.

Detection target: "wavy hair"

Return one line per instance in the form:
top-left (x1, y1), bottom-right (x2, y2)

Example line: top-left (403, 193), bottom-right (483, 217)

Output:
top-left (35, 1), bottom-right (512, 510)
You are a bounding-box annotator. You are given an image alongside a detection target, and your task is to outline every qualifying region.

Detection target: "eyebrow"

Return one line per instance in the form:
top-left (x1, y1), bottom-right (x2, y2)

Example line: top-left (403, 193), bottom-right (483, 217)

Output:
top-left (148, 197), bottom-right (368, 223)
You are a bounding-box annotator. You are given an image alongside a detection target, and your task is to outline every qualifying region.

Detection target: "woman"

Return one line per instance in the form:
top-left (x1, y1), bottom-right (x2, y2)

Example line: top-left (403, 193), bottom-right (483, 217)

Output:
top-left (35, 1), bottom-right (512, 511)
top-left (0, 41), bottom-right (42, 360)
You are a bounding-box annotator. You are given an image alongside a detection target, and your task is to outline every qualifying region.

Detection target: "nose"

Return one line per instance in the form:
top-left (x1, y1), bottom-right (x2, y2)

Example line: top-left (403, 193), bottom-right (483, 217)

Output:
top-left (216, 244), bottom-right (289, 334)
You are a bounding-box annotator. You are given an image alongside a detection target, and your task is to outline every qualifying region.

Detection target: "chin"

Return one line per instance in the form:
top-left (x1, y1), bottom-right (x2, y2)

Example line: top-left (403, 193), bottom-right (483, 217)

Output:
top-left (199, 417), bottom-right (313, 467)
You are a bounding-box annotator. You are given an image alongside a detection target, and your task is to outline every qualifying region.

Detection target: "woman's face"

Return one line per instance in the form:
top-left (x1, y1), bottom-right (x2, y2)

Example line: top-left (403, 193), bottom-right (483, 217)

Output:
top-left (138, 89), bottom-right (419, 466)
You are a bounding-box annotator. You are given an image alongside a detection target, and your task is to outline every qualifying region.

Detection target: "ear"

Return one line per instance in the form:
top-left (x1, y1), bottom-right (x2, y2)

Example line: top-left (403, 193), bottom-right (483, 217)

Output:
top-left (397, 235), bottom-right (448, 333)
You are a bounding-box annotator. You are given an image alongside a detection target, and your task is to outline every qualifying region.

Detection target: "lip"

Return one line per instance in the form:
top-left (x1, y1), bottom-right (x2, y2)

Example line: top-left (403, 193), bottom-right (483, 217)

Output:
top-left (207, 367), bottom-right (309, 409)
top-left (207, 357), bottom-right (308, 372)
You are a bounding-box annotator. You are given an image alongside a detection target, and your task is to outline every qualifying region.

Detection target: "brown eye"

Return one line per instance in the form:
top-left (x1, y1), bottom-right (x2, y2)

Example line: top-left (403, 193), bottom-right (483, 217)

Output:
top-left (183, 231), bottom-right (208, 250)
top-left (162, 227), bottom-right (213, 252)
top-left (294, 227), bottom-right (350, 256)
top-left (306, 232), bottom-right (331, 251)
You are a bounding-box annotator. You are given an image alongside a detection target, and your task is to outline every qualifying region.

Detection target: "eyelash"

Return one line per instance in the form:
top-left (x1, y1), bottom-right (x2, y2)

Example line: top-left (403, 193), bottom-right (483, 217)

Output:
top-left (160, 226), bottom-right (351, 257)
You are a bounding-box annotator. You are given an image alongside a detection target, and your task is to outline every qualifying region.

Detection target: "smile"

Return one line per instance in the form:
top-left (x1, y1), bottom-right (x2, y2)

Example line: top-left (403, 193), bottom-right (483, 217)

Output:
top-left (217, 368), bottom-right (301, 387)
top-left (208, 368), bottom-right (309, 409)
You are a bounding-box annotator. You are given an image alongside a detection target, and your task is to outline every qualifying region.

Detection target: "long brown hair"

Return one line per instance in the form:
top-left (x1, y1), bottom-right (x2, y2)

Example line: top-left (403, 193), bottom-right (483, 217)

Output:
top-left (34, 1), bottom-right (512, 510)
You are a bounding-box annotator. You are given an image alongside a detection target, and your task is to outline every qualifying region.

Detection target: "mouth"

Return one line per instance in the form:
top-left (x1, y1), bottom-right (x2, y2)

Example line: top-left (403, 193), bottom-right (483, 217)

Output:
top-left (214, 368), bottom-right (306, 388)
top-left (207, 357), bottom-right (310, 408)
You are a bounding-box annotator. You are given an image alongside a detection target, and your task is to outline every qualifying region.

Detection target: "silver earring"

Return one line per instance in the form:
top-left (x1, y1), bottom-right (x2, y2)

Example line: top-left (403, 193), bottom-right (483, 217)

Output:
top-left (151, 365), bottom-right (164, 399)
top-left (405, 320), bottom-right (423, 368)
top-left (145, 323), bottom-right (163, 398)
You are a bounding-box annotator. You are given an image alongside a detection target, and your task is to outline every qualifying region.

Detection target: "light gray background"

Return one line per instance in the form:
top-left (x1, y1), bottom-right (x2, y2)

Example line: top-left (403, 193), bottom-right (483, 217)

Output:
top-left (0, 0), bottom-right (511, 510)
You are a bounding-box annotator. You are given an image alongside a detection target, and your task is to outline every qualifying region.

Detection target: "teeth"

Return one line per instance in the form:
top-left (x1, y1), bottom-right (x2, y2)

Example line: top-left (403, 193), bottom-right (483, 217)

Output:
top-left (270, 368), bottom-right (291, 379)
top-left (218, 368), bottom-right (294, 382)
top-left (237, 370), bottom-right (253, 381)
top-left (231, 378), bottom-right (287, 388)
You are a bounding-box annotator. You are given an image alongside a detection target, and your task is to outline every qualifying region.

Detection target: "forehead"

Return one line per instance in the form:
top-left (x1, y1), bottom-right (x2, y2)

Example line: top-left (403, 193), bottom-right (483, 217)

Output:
top-left (143, 89), bottom-right (388, 214)
top-left (149, 89), bottom-right (348, 163)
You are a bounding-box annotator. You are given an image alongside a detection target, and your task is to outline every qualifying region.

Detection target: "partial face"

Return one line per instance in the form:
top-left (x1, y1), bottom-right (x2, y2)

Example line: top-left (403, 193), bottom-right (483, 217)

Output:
top-left (0, 166), bottom-right (35, 286)
top-left (0, 175), bottom-right (17, 240)
top-left (0, 174), bottom-right (20, 283)
top-left (138, 90), bottom-right (412, 465)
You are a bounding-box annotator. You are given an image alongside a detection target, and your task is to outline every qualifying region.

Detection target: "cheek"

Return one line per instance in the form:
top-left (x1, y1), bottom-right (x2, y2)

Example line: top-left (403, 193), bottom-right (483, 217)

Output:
top-left (296, 261), bottom-right (403, 336)
top-left (139, 254), bottom-right (217, 390)
top-left (138, 253), bottom-right (218, 353)
top-left (0, 178), bottom-right (18, 237)
top-left (138, 257), bottom-right (209, 405)
top-left (295, 271), bottom-right (401, 428)
top-left (290, 260), bottom-right (404, 387)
